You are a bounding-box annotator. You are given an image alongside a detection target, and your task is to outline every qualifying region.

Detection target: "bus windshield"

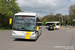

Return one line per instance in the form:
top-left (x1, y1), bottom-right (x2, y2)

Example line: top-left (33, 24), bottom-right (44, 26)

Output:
top-left (56, 23), bottom-right (60, 25)
top-left (13, 16), bottom-right (35, 31)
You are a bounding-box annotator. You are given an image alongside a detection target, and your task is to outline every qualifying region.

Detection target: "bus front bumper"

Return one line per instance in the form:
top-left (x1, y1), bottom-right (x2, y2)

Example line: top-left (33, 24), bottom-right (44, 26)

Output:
top-left (12, 35), bottom-right (37, 40)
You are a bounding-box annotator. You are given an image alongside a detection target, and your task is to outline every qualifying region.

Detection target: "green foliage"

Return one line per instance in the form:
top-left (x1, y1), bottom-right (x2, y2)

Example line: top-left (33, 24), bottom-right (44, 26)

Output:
top-left (41, 14), bottom-right (60, 24)
top-left (68, 21), bottom-right (71, 24)
top-left (0, 0), bottom-right (22, 29)
top-left (0, 0), bottom-right (22, 16)
top-left (41, 13), bottom-right (72, 25)
top-left (43, 19), bottom-right (47, 24)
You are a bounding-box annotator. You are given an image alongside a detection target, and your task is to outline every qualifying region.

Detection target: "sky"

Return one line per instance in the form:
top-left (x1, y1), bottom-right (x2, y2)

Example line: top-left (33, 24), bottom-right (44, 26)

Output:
top-left (16, 0), bottom-right (75, 17)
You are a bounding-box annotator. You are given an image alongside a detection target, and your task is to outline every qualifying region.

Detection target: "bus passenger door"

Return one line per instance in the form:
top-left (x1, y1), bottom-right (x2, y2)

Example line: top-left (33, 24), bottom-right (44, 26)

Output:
top-left (36, 26), bottom-right (41, 36)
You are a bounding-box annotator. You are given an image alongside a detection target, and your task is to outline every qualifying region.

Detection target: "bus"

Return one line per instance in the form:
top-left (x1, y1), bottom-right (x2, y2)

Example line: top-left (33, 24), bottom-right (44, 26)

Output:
top-left (10, 12), bottom-right (42, 40)
top-left (45, 21), bottom-right (60, 29)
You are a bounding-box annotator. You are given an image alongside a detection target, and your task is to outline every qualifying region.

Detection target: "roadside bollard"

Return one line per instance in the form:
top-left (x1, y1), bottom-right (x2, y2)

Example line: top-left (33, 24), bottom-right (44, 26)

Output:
top-left (66, 25), bottom-right (67, 28)
top-left (70, 25), bottom-right (71, 28)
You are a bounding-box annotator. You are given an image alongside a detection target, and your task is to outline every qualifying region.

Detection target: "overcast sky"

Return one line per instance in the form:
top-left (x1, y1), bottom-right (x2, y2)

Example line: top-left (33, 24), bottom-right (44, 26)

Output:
top-left (16, 0), bottom-right (75, 17)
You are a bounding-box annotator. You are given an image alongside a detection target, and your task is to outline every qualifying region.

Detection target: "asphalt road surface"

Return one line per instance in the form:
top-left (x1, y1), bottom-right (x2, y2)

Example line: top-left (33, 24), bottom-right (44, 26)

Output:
top-left (0, 26), bottom-right (75, 50)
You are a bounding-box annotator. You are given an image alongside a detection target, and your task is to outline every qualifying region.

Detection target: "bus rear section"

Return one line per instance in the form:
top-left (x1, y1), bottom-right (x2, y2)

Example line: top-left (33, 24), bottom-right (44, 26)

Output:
top-left (12, 12), bottom-right (42, 40)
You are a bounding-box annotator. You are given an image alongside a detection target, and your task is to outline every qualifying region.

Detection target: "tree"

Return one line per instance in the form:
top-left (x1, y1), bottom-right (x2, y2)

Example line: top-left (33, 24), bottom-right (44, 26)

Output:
top-left (69, 5), bottom-right (75, 20)
top-left (0, 0), bottom-right (22, 16)
top-left (55, 13), bottom-right (61, 21)
top-left (43, 19), bottom-right (47, 24)
top-left (0, 0), bottom-right (22, 28)
top-left (69, 5), bottom-right (75, 15)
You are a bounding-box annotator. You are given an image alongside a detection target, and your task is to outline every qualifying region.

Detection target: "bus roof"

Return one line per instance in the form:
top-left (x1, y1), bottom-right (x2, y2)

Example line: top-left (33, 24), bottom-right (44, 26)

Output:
top-left (15, 12), bottom-right (37, 16)
top-left (46, 21), bottom-right (60, 23)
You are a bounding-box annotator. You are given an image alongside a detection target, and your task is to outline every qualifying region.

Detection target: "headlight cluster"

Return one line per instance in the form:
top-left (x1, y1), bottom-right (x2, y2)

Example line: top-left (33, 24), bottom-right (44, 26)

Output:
top-left (31, 33), bottom-right (35, 35)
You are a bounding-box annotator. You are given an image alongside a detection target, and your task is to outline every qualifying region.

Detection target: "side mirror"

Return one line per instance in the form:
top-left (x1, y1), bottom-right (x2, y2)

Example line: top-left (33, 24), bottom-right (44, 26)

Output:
top-left (9, 17), bottom-right (12, 25)
top-left (36, 26), bottom-right (39, 31)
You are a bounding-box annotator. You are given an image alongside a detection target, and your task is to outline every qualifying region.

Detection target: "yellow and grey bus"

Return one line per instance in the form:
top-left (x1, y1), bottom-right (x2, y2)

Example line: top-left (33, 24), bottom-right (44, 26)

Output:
top-left (45, 21), bottom-right (60, 29)
top-left (10, 12), bottom-right (42, 40)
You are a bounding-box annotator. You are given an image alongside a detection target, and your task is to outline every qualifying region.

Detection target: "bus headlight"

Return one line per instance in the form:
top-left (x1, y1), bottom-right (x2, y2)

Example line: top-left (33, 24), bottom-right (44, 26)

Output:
top-left (32, 33), bottom-right (35, 35)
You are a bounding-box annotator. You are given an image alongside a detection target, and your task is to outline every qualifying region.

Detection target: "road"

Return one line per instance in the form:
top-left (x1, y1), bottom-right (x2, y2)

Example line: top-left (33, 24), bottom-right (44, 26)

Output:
top-left (0, 26), bottom-right (75, 50)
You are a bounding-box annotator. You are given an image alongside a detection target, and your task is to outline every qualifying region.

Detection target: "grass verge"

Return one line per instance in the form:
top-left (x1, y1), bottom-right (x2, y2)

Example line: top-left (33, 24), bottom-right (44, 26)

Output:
top-left (0, 29), bottom-right (12, 30)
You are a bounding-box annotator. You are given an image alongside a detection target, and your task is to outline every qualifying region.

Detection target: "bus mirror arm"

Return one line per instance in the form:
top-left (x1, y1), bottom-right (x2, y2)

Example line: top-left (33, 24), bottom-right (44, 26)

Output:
top-left (35, 31), bottom-right (39, 34)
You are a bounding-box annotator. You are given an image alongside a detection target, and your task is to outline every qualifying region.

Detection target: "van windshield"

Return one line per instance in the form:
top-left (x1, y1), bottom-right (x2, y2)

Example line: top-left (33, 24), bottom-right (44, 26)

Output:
top-left (56, 23), bottom-right (60, 25)
top-left (13, 16), bottom-right (35, 31)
